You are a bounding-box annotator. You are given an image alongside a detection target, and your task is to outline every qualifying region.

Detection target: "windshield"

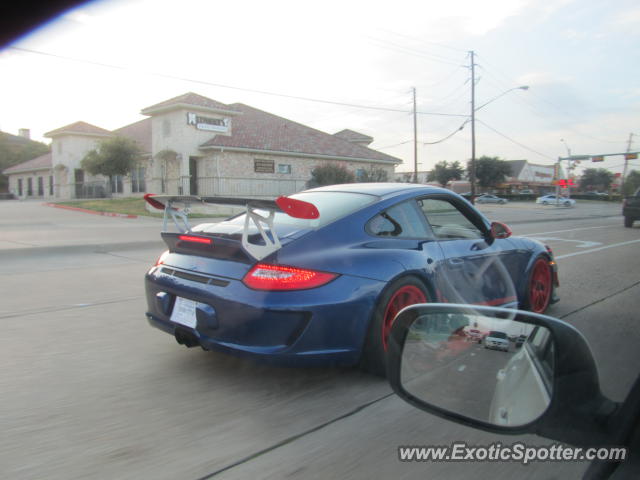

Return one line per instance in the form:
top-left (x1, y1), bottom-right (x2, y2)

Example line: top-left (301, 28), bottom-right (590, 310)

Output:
top-left (488, 331), bottom-right (508, 339)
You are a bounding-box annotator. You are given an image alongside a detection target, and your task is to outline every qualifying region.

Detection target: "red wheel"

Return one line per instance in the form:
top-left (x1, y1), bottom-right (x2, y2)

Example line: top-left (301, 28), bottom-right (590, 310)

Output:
top-left (529, 258), bottom-right (552, 313)
top-left (381, 285), bottom-right (427, 351)
top-left (361, 276), bottom-right (428, 376)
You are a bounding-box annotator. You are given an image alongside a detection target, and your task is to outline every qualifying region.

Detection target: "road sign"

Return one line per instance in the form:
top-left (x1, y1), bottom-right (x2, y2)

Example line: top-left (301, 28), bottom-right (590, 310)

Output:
top-left (625, 153), bottom-right (638, 160)
top-left (592, 155), bottom-right (604, 162)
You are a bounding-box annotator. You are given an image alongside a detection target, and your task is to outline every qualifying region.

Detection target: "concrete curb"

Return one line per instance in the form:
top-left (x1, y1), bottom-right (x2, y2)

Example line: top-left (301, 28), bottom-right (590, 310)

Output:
top-left (44, 202), bottom-right (138, 219)
top-left (0, 240), bottom-right (165, 258)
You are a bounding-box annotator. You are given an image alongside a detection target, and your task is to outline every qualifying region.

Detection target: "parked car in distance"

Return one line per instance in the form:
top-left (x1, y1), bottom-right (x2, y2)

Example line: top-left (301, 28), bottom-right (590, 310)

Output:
top-left (475, 194), bottom-right (508, 204)
top-left (536, 194), bottom-right (575, 207)
top-left (518, 189), bottom-right (534, 195)
top-left (584, 191), bottom-right (608, 199)
top-left (484, 330), bottom-right (510, 351)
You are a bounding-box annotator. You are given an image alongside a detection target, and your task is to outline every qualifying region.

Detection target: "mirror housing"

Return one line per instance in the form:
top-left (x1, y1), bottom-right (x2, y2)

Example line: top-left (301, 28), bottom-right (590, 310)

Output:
top-left (387, 304), bottom-right (618, 447)
top-left (490, 221), bottom-right (512, 239)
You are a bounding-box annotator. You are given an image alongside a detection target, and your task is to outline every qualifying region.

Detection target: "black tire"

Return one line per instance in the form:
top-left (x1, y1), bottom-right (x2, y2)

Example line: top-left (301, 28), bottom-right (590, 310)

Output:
top-left (625, 216), bottom-right (634, 228)
top-left (360, 276), bottom-right (428, 377)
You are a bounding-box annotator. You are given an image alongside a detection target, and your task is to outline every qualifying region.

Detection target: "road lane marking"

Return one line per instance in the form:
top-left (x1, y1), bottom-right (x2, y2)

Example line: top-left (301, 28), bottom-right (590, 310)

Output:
top-left (555, 238), bottom-right (640, 260)
top-left (529, 237), bottom-right (602, 248)
top-left (520, 224), bottom-right (616, 237)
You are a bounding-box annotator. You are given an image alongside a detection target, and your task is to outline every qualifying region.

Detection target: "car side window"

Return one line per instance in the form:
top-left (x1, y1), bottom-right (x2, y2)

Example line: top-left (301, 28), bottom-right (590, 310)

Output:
top-left (418, 198), bottom-right (483, 240)
top-left (367, 201), bottom-right (431, 238)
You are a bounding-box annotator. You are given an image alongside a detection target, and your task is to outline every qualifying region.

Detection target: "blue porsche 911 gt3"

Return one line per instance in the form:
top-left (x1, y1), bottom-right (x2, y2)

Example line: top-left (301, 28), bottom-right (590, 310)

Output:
top-left (144, 183), bottom-right (558, 375)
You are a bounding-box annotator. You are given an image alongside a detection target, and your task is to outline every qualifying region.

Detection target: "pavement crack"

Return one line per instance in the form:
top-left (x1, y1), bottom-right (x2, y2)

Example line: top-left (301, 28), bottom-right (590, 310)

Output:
top-left (559, 280), bottom-right (640, 320)
top-left (0, 296), bottom-right (143, 319)
top-left (194, 391), bottom-right (395, 480)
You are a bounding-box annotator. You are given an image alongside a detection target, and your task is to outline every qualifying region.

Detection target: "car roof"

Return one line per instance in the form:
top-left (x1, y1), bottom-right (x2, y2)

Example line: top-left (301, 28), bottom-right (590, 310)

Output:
top-left (303, 182), bottom-right (451, 198)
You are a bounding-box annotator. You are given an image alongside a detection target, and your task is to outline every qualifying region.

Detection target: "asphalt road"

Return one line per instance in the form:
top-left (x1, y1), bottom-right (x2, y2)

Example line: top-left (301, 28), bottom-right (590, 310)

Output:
top-left (1, 200), bottom-right (638, 479)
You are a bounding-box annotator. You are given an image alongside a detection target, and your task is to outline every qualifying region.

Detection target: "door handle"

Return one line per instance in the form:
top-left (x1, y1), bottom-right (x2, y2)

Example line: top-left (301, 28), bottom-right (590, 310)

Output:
top-left (448, 258), bottom-right (464, 265)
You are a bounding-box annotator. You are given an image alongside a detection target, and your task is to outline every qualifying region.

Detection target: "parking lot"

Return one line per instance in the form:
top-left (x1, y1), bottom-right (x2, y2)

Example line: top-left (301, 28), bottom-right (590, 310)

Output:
top-left (1, 199), bottom-right (638, 479)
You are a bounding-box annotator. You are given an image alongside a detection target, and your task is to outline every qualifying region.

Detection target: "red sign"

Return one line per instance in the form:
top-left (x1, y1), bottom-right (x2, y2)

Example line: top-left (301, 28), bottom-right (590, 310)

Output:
top-left (612, 183), bottom-right (619, 188)
top-left (614, 173), bottom-right (622, 178)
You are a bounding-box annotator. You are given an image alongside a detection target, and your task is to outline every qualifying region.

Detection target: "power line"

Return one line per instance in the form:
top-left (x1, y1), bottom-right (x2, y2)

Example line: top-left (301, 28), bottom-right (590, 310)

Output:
top-left (366, 36), bottom-right (466, 67)
top-left (424, 121), bottom-right (469, 145)
top-left (7, 46), bottom-right (468, 118)
top-left (476, 119), bottom-right (556, 161)
top-left (475, 53), bottom-right (623, 144)
top-left (376, 140), bottom-right (413, 150)
top-left (377, 29), bottom-right (468, 53)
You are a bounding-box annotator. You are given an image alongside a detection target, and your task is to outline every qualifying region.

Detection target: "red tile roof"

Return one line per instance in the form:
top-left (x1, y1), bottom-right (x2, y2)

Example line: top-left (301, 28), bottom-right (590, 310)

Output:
top-left (2, 152), bottom-right (52, 174)
top-left (200, 103), bottom-right (400, 164)
top-left (45, 121), bottom-right (112, 138)
top-left (333, 129), bottom-right (374, 145)
top-left (141, 92), bottom-right (240, 115)
top-left (113, 118), bottom-right (152, 154)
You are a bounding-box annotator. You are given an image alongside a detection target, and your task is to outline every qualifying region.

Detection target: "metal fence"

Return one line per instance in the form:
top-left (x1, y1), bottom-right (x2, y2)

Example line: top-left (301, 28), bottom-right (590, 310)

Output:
top-left (163, 176), bottom-right (308, 199)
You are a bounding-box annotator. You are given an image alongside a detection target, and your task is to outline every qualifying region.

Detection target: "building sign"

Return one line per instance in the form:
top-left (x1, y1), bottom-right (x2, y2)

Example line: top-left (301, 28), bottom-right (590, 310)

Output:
top-left (254, 159), bottom-right (275, 173)
top-left (186, 112), bottom-right (229, 132)
top-left (534, 171), bottom-right (552, 178)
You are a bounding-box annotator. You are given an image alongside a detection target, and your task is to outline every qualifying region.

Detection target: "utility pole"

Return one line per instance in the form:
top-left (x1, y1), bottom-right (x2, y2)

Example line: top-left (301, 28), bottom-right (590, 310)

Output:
top-left (622, 132), bottom-right (634, 194)
top-left (469, 51), bottom-right (476, 203)
top-left (413, 87), bottom-right (418, 183)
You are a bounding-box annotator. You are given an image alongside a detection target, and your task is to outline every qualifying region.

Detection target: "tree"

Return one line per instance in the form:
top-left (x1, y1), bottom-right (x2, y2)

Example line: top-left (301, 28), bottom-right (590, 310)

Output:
top-left (81, 136), bottom-right (141, 177)
top-left (0, 133), bottom-right (50, 192)
top-left (467, 156), bottom-right (512, 189)
top-left (427, 160), bottom-right (464, 187)
top-left (357, 167), bottom-right (389, 183)
top-left (307, 163), bottom-right (354, 188)
top-left (623, 170), bottom-right (640, 196)
top-left (579, 168), bottom-right (613, 192)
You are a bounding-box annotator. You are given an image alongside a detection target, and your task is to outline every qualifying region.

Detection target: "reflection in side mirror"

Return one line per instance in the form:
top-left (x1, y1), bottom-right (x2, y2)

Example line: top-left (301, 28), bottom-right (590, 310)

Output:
top-left (397, 306), bottom-right (553, 428)
top-left (490, 221), bottom-right (512, 239)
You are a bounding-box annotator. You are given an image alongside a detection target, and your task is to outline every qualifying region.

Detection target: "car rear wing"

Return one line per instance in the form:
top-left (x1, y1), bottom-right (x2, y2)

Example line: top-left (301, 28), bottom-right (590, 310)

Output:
top-left (143, 194), bottom-right (319, 260)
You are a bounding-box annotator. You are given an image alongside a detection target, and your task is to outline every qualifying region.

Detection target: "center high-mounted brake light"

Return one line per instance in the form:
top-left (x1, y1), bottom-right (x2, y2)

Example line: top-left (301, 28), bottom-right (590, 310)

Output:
top-left (243, 264), bottom-right (338, 291)
top-left (178, 235), bottom-right (212, 245)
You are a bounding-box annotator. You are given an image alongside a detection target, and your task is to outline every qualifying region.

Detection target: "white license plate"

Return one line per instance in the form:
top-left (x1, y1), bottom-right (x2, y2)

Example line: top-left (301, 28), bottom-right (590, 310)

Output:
top-left (170, 297), bottom-right (198, 328)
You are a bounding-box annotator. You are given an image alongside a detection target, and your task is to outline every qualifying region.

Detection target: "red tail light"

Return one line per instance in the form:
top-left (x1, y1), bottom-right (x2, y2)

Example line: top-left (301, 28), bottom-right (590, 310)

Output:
top-left (155, 250), bottom-right (170, 266)
top-left (243, 264), bottom-right (338, 291)
top-left (178, 235), bottom-right (212, 245)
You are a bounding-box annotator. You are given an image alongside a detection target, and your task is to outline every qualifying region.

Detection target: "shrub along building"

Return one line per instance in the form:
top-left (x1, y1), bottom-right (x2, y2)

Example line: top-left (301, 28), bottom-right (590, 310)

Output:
top-left (3, 93), bottom-right (401, 200)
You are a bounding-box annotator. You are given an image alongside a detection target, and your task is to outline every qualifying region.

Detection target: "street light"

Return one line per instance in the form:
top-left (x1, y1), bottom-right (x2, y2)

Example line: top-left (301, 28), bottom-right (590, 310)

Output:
top-left (469, 85), bottom-right (529, 203)
top-left (475, 86), bottom-right (530, 112)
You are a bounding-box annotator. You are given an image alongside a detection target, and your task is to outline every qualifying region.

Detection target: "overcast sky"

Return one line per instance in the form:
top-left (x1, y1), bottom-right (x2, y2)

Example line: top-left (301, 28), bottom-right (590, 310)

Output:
top-left (1, 0), bottom-right (638, 175)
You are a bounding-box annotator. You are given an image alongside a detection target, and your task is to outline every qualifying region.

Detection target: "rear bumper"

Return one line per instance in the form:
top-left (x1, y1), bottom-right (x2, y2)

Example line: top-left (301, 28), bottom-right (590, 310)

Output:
top-left (144, 265), bottom-right (385, 367)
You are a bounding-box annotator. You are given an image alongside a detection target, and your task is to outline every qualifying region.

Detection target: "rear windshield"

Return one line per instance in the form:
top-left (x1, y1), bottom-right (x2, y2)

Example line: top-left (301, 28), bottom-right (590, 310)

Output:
top-left (224, 191), bottom-right (377, 229)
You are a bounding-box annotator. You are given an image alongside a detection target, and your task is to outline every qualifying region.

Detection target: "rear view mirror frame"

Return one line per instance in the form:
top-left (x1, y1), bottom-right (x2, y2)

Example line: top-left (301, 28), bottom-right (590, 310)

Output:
top-left (387, 304), bottom-right (617, 447)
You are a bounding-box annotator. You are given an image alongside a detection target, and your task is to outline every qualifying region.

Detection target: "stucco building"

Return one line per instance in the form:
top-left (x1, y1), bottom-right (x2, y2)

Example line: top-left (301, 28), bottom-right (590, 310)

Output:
top-left (3, 93), bottom-right (401, 200)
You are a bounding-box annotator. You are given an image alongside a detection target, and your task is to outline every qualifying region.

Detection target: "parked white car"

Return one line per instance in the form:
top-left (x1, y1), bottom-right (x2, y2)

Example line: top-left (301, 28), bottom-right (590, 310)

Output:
top-left (484, 331), bottom-right (510, 352)
top-left (476, 194), bottom-right (508, 204)
top-left (536, 194), bottom-right (575, 207)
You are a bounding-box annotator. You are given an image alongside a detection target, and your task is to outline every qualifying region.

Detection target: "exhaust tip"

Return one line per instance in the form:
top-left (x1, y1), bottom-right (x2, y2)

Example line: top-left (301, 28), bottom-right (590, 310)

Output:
top-left (175, 329), bottom-right (199, 348)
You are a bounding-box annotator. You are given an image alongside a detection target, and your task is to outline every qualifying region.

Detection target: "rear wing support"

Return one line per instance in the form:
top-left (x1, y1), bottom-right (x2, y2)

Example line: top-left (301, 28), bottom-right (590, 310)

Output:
top-left (144, 193), bottom-right (319, 261)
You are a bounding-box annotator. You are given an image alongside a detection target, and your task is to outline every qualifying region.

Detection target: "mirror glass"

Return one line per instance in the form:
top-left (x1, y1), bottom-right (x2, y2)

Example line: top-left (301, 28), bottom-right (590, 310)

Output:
top-left (400, 310), bottom-right (553, 427)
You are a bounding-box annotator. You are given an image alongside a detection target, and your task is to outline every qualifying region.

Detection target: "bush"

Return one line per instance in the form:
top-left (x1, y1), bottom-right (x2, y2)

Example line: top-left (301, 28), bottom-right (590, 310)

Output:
top-left (307, 164), bottom-right (355, 188)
